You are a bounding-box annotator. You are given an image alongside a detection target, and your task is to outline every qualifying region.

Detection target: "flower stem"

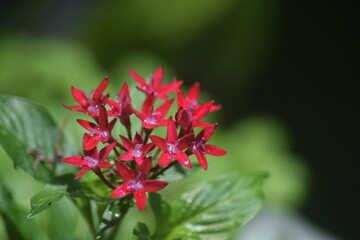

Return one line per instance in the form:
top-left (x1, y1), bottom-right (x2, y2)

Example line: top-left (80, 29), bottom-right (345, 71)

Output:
top-left (150, 160), bottom-right (177, 179)
top-left (94, 169), bottom-right (116, 189)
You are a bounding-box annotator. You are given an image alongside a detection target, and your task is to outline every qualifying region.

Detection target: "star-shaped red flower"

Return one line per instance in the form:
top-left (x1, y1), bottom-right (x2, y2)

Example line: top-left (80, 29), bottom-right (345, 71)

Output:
top-left (190, 124), bottom-right (227, 170)
top-left (129, 67), bottom-right (182, 100)
top-left (64, 77), bottom-right (110, 117)
top-left (149, 117), bottom-right (193, 168)
top-left (107, 82), bottom-right (133, 130)
top-left (177, 82), bottom-right (221, 112)
top-left (76, 105), bottom-right (117, 150)
top-left (111, 157), bottom-right (168, 210)
top-left (119, 131), bottom-right (156, 165)
top-left (62, 135), bottom-right (116, 179)
top-left (132, 94), bottom-right (174, 129)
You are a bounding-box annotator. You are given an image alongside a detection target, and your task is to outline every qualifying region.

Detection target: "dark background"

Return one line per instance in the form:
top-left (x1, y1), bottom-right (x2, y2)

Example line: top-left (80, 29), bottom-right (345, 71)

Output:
top-left (1, 0), bottom-right (358, 239)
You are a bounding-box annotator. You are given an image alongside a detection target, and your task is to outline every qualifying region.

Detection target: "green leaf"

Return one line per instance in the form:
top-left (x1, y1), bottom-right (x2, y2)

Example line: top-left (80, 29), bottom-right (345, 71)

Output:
top-left (0, 95), bottom-right (75, 183)
top-left (154, 174), bottom-right (267, 240)
top-left (131, 222), bottom-right (151, 240)
top-left (0, 178), bottom-right (46, 239)
top-left (27, 185), bottom-right (67, 218)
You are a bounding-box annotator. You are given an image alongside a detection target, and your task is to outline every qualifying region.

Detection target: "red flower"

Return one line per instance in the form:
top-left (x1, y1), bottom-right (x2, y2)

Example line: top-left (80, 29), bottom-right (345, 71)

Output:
top-left (64, 77), bottom-right (110, 116)
top-left (175, 100), bottom-right (213, 131)
top-left (149, 117), bottom-right (193, 168)
top-left (77, 105), bottom-right (117, 150)
top-left (129, 67), bottom-right (182, 100)
top-left (107, 82), bottom-right (133, 130)
top-left (177, 82), bottom-right (221, 112)
top-left (62, 136), bottom-right (116, 179)
top-left (132, 94), bottom-right (174, 129)
top-left (190, 124), bottom-right (227, 170)
top-left (111, 157), bottom-right (168, 211)
top-left (119, 131), bottom-right (156, 165)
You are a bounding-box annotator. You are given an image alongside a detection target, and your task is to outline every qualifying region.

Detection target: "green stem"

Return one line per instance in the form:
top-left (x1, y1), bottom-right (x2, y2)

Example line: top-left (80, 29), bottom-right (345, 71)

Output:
top-left (94, 169), bottom-right (116, 189)
top-left (150, 160), bottom-right (177, 179)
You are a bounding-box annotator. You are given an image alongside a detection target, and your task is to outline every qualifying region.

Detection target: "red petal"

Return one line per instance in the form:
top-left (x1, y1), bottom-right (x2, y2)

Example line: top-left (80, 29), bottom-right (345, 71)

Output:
top-left (119, 82), bottom-right (130, 99)
top-left (166, 117), bottom-right (177, 142)
top-left (111, 183), bottom-right (133, 198)
top-left (115, 160), bottom-right (135, 181)
top-left (71, 86), bottom-right (88, 106)
top-left (156, 99), bottom-right (174, 118)
top-left (62, 155), bottom-right (83, 166)
top-left (205, 144), bottom-right (227, 156)
top-left (108, 118), bottom-right (117, 131)
top-left (210, 104), bottom-right (221, 112)
top-left (187, 82), bottom-right (200, 102)
top-left (134, 190), bottom-right (147, 211)
top-left (93, 77), bottom-right (108, 101)
top-left (64, 105), bottom-right (84, 112)
top-left (176, 91), bottom-right (188, 109)
top-left (128, 68), bottom-right (147, 87)
top-left (99, 141), bottom-right (117, 162)
top-left (152, 67), bottom-right (164, 88)
top-left (77, 119), bottom-right (98, 131)
top-left (203, 124), bottom-right (217, 142)
top-left (142, 143), bottom-right (155, 154)
top-left (134, 131), bottom-right (143, 145)
top-left (83, 133), bottom-right (100, 150)
top-left (135, 157), bottom-right (145, 165)
top-left (149, 135), bottom-right (167, 150)
top-left (193, 121), bottom-right (212, 128)
top-left (158, 152), bottom-right (172, 167)
top-left (98, 105), bottom-right (109, 129)
top-left (142, 121), bottom-right (157, 129)
top-left (75, 166), bottom-right (90, 180)
top-left (158, 81), bottom-right (183, 99)
top-left (97, 161), bottom-right (112, 168)
top-left (194, 151), bottom-right (208, 170)
top-left (178, 134), bottom-right (194, 150)
top-left (175, 151), bottom-right (192, 168)
top-left (142, 94), bottom-right (155, 116)
top-left (119, 152), bottom-right (134, 161)
top-left (136, 156), bottom-right (152, 179)
top-left (192, 100), bottom-right (213, 121)
top-left (143, 180), bottom-right (168, 192)
top-left (120, 135), bottom-right (134, 151)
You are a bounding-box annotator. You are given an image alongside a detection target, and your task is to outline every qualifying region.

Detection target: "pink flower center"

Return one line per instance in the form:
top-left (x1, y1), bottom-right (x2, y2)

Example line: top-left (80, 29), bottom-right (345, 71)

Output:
top-left (87, 104), bottom-right (99, 113)
top-left (132, 144), bottom-right (143, 158)
top-left (129, 178), bottom-right (144, 191)
top-left (84, 156), bottom-right (99, 168)
top-left (166, 142), bottom-right (179, 155)
top-left (144, 112), bottom-right (160, 125)
top-left (193, 137), bottom-right (205, 152)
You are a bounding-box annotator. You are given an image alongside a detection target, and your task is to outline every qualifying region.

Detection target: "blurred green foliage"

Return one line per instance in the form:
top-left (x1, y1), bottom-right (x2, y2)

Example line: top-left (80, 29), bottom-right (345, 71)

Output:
top-left (0, 0), bottom-right (308, 238)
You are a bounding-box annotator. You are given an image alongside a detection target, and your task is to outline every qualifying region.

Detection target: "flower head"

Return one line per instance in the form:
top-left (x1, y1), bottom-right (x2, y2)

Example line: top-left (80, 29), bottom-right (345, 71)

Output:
top-left (111, 157), bottom-right (168, 210)
top-left (129, 67), bottom-right (182, 100)
top-left (119, 131), bottom-right (156, 164)
top-left (62, 135), bottom-right (116, 179)
top-left (190, 124), bottom-right (227, 170)
top-left (64, 77), bottom-right (110, 117)
top-left (107, 82), bottom-right (133, 130)
top-left (132, 94), bottom-right (174, 129)
top-left (149, 117), bottom-right (193, 168)
top-left (76, 105), bottom-right (116, 150)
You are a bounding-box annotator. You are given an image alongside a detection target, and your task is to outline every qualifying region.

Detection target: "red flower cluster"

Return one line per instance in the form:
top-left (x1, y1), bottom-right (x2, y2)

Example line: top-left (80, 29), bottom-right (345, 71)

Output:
top-left (62, 68), bottom-right (227, 210)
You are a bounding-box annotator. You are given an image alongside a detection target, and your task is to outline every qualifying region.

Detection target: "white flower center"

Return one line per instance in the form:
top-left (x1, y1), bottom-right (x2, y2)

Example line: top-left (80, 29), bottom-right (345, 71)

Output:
top-left (132, 144), bottom-right (143, 158)
top-left (129, 178), bottom-right (144, 191)
top-left (166, 142), bottom-right (178, 155)
top-left (84, 156), bottom-right (100, 168)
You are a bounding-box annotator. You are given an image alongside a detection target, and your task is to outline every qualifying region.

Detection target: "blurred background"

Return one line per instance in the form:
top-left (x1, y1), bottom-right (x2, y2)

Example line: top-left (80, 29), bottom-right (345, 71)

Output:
top-left (0, 0), bottom-right (358, 239)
